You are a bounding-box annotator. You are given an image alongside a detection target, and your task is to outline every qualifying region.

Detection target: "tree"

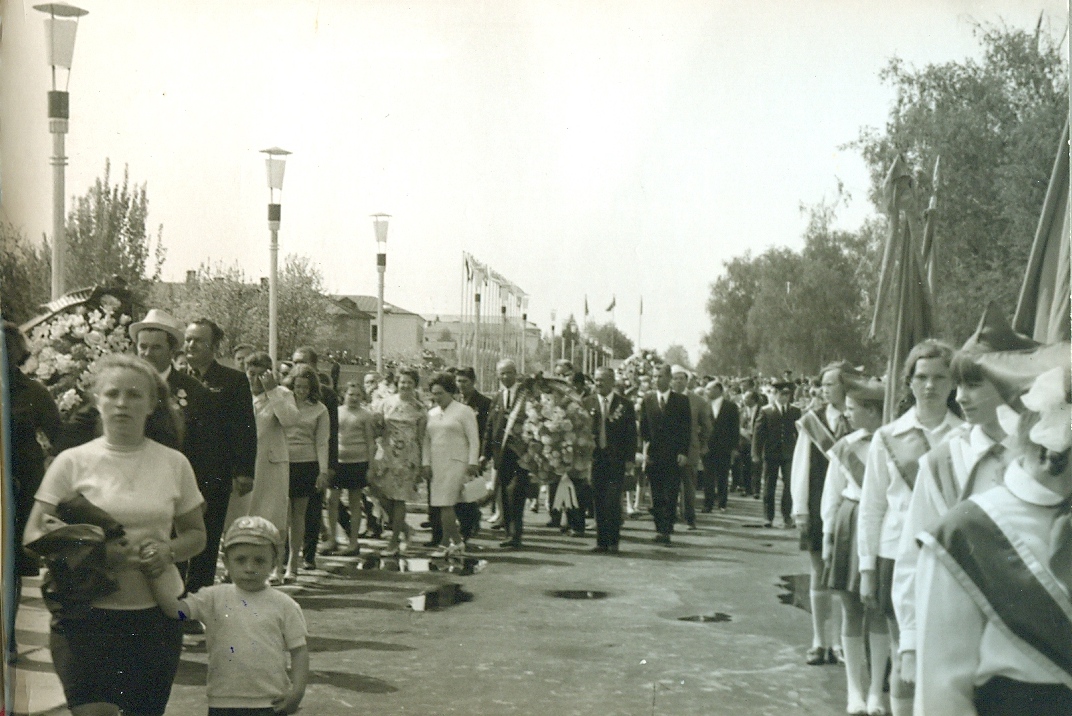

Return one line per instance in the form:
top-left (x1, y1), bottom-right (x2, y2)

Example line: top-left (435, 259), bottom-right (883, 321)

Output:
top-left (851, 20), bottom-right (1067, 342)
top-left (583, 320), bottom-right (634, 359)
top-left (149, 254), bottom-right (332, 357)
top-left (65, 159), bottom-right (166, 292)
top-left (663, 344), bottom-right (691, 370)
top-left (698, 253), bottom-right (763, 375)
top-left (0, 223), bottom-right (51, 324)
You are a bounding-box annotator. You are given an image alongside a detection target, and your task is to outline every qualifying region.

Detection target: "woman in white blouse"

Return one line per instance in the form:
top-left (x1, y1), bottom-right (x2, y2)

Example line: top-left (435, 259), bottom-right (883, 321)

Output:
top-left (421, 372), bottom-right (480, 557)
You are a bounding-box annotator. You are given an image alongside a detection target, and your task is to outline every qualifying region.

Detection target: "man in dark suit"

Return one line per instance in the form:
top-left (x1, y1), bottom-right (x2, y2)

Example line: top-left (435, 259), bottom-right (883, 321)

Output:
top-left (638, 364), bottom-right (691, 545)
top-left (183, 318), bottom-right (257, 591)
top-left (584, 367), bottom-right (637, 553)
top-left (456, 366), bottom-right (491, 541)
top-left (482, 359), bottom-right (529, 549)
top-left (702, 381), bottom-right (740, 512)
top-left (751, 381), bottom-right (801, 528)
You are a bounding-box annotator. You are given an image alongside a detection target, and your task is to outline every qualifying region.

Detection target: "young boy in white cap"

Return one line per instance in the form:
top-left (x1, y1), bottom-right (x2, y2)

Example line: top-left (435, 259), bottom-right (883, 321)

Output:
top-left (146, 516), bottom-right (309, 715)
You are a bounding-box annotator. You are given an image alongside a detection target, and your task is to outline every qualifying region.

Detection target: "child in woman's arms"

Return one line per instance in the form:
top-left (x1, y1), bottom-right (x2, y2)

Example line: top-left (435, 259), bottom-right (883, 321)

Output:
top-left (145, 516), bottom-right (309, 715)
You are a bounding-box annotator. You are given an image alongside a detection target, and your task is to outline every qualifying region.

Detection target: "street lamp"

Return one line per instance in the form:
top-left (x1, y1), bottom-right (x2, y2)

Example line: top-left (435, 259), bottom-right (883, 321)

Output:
top-left (34, 2), bottom-right (88, 300)
top-left (261, 146), bottom-right (291, 367)
top-left (372, 213), bottom-right (390, 373)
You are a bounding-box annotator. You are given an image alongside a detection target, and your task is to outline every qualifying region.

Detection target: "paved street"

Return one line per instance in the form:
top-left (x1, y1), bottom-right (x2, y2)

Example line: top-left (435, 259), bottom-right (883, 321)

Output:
top-left (10, 490), bottom-right (848, 715)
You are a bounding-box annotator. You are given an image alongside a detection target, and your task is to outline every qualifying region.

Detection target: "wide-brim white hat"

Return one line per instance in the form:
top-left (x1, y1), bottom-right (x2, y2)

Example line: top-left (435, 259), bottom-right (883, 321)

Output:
top-left (129, 308), bottom-right (184, 344)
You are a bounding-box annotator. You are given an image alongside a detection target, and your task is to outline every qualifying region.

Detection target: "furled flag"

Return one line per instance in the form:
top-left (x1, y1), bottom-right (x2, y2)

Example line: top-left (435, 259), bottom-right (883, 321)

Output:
top-left (584, 295), bottom-right (589, 316)
top-left (605, 295), bottom-right (616, 312)
top-left (639, 296), bottom-right (643, 315)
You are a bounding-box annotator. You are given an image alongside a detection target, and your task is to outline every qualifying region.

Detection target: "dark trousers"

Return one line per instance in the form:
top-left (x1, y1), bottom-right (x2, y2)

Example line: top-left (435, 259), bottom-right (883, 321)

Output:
top-left (678, 463), bottom-right (698, 526)
top-left (499, 450), bottom-right (530, 542)
top-left (303, 489), bottom-right (324, 562)
top-left (591, 451), bottom-right (624, 547)
top-left (733, 444), bottom-right (755, 495)
top-left (185, 481), bottom-right (232, 592)
top-left (704, 451), bottom-right (732, 509)
top-left (647, 463), bottom-right (681, 536)
top-left (762, 456), bottom-right (793, 523)
top-left (431, 502), bottom-right (481, 543)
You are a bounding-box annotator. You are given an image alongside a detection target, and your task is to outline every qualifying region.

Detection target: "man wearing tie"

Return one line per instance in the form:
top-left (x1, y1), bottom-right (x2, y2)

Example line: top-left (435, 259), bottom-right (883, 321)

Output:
top-left (482, 359), bottom-right (529, 549)
top-left (639, 364), bottom-right (691, 545)
top-left (702, 381), bottom-right (740, 513)
top-left (584, 367), bottom-right (637, 553)
top-left (752, 380), bottom-right (801, 529)
top-left (182, 319), bottom-right (257, 592)
top-left (671, 366), bottom-right (711, 530)
top-left (790, 361), bottom-right (854, 665)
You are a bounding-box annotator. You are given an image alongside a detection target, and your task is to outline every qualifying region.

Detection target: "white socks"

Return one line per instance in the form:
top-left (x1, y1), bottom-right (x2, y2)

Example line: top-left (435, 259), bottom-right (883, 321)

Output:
top-left (867, 631), bottom-right (890, 714)
top-left (840, 635), bottom-right (867, 713)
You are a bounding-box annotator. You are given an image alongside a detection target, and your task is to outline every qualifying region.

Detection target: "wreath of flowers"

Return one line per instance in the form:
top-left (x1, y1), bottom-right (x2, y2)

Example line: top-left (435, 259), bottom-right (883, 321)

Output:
top-left (511, 374), bottom-right (595, 485)
top-left (26, 294), bottom-right (133, 418)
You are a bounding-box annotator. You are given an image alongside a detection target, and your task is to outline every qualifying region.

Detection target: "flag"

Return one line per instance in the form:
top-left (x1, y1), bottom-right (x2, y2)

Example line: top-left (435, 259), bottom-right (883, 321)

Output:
top-left (639, 296), bottom-right (643, 315)
top-left (605, 295), bottom-right (616, 312)
top-left (584, 296), bottom-right (589, 316)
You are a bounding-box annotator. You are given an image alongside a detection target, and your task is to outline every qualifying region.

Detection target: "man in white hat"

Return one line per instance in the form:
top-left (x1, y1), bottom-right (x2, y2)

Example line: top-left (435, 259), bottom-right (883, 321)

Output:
top-left (130, 309), bottom-right (219, 637)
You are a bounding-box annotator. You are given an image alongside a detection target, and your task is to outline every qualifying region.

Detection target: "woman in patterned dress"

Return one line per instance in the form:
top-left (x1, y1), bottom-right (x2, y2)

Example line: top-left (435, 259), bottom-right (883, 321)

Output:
top-left (369, 368), bottom-right (426, 555)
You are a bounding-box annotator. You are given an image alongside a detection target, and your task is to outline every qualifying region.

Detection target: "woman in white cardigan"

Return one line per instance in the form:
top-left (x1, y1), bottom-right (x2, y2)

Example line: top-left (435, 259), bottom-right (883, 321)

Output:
top-left (422, 372), bottom-right (481, 557)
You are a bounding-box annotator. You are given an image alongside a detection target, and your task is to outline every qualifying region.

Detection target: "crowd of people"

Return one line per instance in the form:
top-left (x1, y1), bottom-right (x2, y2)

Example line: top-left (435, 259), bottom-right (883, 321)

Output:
top-left (5, 299), bottom-right (1070, 716)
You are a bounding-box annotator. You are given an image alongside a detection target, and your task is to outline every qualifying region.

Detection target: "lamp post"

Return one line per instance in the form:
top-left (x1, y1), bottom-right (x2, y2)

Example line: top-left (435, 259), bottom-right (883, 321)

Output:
top-left (34, 2), bottom-right (88, 300)
top-left (372, 213), bottom-right (390, 373)
top-left (261, 147), bottom-right (291, 368)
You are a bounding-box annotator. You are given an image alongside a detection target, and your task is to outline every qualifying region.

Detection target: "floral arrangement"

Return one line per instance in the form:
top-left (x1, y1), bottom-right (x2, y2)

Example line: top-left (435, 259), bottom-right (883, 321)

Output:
top-left (513, 374), bottom-right (595, 485)
top-left (25, 293), bottom-right (133, 417)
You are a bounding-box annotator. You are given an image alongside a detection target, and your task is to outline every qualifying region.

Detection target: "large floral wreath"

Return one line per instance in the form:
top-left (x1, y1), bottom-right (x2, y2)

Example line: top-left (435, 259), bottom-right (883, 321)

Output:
top-left (508, 374), bottom-right (594, 500)
top-left (23, 289), bottom-right (134, 418)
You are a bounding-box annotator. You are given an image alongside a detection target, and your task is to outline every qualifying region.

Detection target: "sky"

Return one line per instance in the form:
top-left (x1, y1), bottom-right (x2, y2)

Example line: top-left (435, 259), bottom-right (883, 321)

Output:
top-left (1, 0), bottom-right (1067, 363)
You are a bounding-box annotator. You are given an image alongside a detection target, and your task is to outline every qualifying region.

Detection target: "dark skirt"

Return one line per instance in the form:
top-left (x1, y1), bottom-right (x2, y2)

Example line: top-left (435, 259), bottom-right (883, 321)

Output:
top-left (975, 676), bottom-right (1072, 716)
top-left (289, 461), bottom-right (320, 499)
top-left (50, 606), bottom-right (182, 716)
top-left (823, 497), bottom-right (860, 593)
top-left (333, 461), bottom-right (369, 490)
top-left (875, 556), bottom-right (897, 619)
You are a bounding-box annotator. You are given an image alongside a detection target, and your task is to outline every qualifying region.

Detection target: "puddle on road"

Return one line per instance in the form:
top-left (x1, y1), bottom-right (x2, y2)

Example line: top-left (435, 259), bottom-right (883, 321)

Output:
top-left (677, 613), bottom-right (732, 623)
top-left (778, 574), bottom-right (812, 612)
top-left (546, 589), bottom-right (610, 600)
top-left (355, 555), bottom-right (488, 575)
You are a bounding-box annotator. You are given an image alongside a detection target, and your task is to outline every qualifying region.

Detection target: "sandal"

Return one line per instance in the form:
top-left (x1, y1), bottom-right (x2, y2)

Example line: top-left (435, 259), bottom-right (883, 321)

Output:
top-left (805, 646), bottom-right (827, 665)
top-left (282, 571), bottom-right (297, 585)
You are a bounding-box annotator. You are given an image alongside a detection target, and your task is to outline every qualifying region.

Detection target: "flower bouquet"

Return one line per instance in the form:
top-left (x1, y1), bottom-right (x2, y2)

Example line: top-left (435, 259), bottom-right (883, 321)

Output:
top-left (24, 289), bottom-right (134, 418)
top-left (511, 374), bottom-right (595, 508)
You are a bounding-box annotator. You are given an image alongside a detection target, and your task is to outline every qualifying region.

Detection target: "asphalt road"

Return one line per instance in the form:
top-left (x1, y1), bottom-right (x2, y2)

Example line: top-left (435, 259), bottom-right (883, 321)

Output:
top-left (10, 489), bottom-right (850, 715)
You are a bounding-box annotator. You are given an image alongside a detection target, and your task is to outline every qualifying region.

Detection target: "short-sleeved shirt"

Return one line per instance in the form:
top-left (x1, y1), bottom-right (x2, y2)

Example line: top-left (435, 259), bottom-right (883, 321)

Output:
top-left (183, 584), bottom-right (308, 709)
top-left (35, 437), bottom-right (203, 609)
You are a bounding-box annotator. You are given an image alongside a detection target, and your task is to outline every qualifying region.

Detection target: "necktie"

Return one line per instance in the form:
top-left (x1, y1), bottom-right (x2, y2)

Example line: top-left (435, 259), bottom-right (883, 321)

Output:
top-left (1050, 499), bottom-right (1072, 595)
top-left (659, 394), bottom-right (665, 410)
top-left (505, 389), bottom-right (512, 411)
top-left (599, 396), bottom-right (608, 450)
top-left (835, 414), bottom-right (851, 439)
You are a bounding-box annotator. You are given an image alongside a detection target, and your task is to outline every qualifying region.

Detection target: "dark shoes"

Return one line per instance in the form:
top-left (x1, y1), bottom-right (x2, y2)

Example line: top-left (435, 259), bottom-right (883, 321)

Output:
top-left (591, 545), bottom-right (609, 553)
top-left (499, 539), bottom-right (522, 549)
top-left (567, 530), bottom-right (585, 538)
top-left (805, 646), bottom-right (841, 665)
top-left (652, 533), bottom-right (671, 546)
top-left (763, 521), bottom-right (773, 528)
top-left (686, 523), bottom-right (698, 531)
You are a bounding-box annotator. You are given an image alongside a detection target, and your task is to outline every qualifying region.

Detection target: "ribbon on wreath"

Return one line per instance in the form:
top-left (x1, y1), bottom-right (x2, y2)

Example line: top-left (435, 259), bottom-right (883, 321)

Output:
top-left (552, 475), bottom-right (579, 510)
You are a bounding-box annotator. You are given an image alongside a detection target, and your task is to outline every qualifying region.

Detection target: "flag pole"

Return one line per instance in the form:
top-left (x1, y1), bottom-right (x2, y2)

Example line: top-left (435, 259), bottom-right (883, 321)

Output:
top-left (637, 296), bottom-right (643, 355)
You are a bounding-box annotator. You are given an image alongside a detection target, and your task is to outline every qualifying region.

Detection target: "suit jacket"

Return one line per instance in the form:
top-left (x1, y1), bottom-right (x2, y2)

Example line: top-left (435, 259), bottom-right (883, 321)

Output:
top-left (584, 391), bottom-right (638, 468)
top-left (483, 386), bottom-right (524, 470)
top-left (166, 368), bottom-right (222, 489)
top-left (751, 402), bottom-right (802, 464)
top-left (463, 390), bottom-right (492, 453)
top-left (321, 384), bottom-right (339, 472)
top-left (195, 360), bottom-right (257, 485)
top-left (707, 397), bottom-right (741, 458)
top-left (683, 391), bottom-right (712, 463)
top-left (639, 391), bottom-right (691, 470)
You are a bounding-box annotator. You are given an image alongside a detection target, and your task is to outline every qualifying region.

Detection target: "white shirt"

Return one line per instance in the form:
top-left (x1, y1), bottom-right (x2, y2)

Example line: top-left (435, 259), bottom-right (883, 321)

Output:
top-left (819, 429), bottom-right (872, 534)
top-left (710, 396), bottom-right (723, 420)
top-left (894, 423), bottom-right (1011, 654)
top-left (501, 384), bottom-right (517, 410)
top-left (790, 404), bottom-right (846, 518)
top-left (655, 390), bottom-right (671, 407)
top-left (915, 463), bottom-right (1070, 714)
top-left (857, 407), bottom-right (964, 569)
